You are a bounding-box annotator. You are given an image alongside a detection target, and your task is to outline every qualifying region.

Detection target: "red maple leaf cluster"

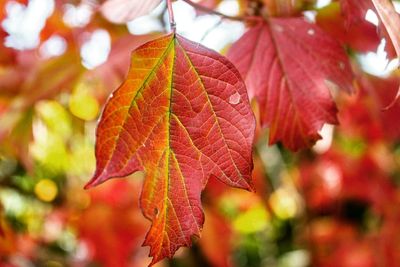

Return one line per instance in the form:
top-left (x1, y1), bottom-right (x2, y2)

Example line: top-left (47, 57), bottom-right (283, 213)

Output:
top-left (0, 0), bottom-right (400, 266)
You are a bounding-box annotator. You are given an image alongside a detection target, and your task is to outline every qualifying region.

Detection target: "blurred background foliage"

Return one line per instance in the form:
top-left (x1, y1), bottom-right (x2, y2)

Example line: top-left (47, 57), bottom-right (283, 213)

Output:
top-left (1, 0), bottom-right (400, 266)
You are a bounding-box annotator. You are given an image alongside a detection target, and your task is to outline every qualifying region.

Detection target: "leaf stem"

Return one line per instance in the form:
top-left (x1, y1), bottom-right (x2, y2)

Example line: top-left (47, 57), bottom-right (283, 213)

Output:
top-left (181, 0), bottom-right (254, 21)
top-left (167, 0), bottom-right (176, 32)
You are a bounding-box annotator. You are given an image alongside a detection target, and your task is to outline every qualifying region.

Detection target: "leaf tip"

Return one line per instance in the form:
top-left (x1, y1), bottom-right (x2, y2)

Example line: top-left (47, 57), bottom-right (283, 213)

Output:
top-left (243, 174), bottom-right (256, 193)
top-left (248, 183), bottom-right (256, 193)
top-left (83, 178), bottom-right (97, 190)
top-left (83, 173), bottom-right (103, 190)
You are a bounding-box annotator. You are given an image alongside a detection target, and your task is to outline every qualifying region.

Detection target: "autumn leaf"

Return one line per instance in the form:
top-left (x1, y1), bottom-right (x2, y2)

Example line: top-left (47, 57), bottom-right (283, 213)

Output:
top-left (75, 179), bottom-right (149, 267)
top-left (370, 0), bottom-right (400, 59)
top-left (341, 0), bottom-right (400, 60)
top-left (100, 0), bottom-right (162, 24)
top-left (369, 0), bottom-right (400, 108)
top-left (85, 33), bottom-right (255, 265)
top-left (316, 2), bottom-right (381, 53)
top-left (340, 0), bottom-right (374, 27)
top-left (199, 208), bottom-right (233, 267)
top-left (359, 73), bottom-right (400, 140)
top-left (227, 18), bottom-right (353, 150)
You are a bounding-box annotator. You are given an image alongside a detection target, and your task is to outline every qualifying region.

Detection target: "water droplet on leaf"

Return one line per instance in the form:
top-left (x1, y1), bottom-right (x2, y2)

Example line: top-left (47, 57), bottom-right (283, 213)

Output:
top-left (35, 179), bottom-right (58, 202)
top-left (229, 92), bottom-right (241, 105)
top-left (273, 25), bottom-right (284, 32)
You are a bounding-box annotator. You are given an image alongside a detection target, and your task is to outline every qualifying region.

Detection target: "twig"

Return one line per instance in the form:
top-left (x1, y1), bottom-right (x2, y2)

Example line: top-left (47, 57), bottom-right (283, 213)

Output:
top-left (167, 0), bottom-right (176, 32)
top-left (181, 0), bottom-right (253, 21)
top-left (200, 17), bottom-right (223, 42)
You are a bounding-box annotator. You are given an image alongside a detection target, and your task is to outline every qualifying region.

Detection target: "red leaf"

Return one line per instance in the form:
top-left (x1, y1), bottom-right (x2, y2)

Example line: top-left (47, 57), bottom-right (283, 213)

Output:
top-left (85, 34), bottom-right (255, 265)
top-left (340, 0), bottom-right (373, 27)
top-left (360, 73), bottom-right (400, 140)
top-left (75, 179), bottom-right (149, 267)
top-left (369, 0), bottom-right (400, 108)
top-left (341, 0), bottom-right (400, 60)
top-left (227, 18), bottom-right (353, 150)
top-left (371, 0), bottom-right (400, 58)
top-left (316, 2), bottom-right (381, 53)
top-left (199, 209), bottom-right (233, 267)
top-left (100, 0), bottom-right (162, 24)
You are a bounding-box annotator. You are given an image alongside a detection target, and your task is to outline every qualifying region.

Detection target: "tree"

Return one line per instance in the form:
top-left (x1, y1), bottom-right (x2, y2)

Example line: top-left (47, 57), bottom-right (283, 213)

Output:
top-left (1, 0), bottom-right (400, 266)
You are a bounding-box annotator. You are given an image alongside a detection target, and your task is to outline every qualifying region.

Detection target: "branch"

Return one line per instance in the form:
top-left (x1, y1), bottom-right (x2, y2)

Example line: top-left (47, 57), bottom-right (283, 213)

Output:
top-left (181, 0), bottom-right (253, 21)
top-left (167, 0), bottom-right (176, 31)
top-left (200, 17), bottom-right (223, 41)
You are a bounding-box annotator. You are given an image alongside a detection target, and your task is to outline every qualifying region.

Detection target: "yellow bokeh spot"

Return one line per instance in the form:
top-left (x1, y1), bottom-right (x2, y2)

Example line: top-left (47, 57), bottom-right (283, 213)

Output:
top-left (34, 179), bottom-right (58, 202)
top-left (36, 100), bottom-right (72, 139)
top-left (269, 188), bottom-right (298, 220)
top-left (233, 205), bottom-right (270, 234)
top-left (69, 89), bottom-right (99, 121)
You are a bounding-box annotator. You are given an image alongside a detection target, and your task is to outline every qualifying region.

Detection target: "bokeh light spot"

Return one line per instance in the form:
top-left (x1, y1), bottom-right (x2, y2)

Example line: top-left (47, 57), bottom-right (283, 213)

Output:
top-left (34, 179), bottom-right (58, 202)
